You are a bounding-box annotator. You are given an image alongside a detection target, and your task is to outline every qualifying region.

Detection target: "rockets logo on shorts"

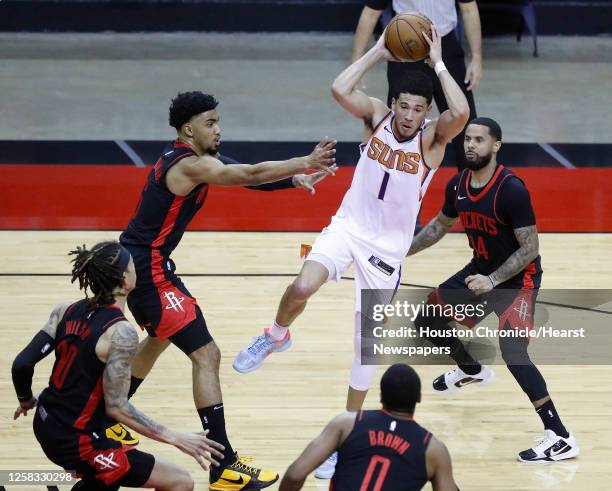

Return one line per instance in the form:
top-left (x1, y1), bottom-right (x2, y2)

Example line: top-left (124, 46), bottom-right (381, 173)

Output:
top-left (163, 291), bottom-right (185, 312)
top-left (513, 297), bottom-right (530, 322)
top-left (93, 452), bottom-right (120, 470)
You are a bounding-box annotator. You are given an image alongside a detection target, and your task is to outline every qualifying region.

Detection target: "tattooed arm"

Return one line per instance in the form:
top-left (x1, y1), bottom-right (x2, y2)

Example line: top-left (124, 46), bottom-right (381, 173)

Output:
top-left (102, 321), bottom-right (225, 469)
top-left (408, 212), bottom-right (458, 256)
top-left (489, 225), bottom-right (539, 286)
top-left (12, 302), bottom-right (71, 419)
top-left (103, 321), bottom-right (171, 441)
top-left (465, 225), bottom-right (540, 292)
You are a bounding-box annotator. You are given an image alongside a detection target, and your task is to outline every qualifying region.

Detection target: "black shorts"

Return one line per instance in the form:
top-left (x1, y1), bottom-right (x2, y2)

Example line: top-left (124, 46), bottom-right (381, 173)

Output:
top-left (33, 409), bottom-right (155, 488)
top-left (431, 262), bottom-right (542, 335)
top-left (126, 246), bottom-right (213, 355)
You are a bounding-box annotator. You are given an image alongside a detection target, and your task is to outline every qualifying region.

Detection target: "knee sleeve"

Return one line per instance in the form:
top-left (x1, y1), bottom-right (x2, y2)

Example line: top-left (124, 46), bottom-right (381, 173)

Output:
top-left (500, 336), bottom-right (548, 401)
top-left (349, 312), bottom-right (376, 391)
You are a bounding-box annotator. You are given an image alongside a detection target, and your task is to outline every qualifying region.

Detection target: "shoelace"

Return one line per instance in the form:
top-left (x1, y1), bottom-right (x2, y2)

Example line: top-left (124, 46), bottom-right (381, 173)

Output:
top-left (532, 434), bottom-right (555, 451)
top-left (247, 334), bottom-right (274, 356)
top-left (234, 456), bottom-right (259, 474)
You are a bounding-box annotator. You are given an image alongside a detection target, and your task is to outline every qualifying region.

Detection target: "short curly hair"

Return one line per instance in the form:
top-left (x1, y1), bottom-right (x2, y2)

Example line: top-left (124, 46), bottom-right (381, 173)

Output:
top-left (390, 71), bottom-right (433, 104)
top-left (168, 91), bottom-right (219, 130)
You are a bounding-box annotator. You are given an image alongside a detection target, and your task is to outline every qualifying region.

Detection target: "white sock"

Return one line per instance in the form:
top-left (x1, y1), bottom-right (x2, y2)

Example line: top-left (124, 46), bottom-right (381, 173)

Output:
top-left (268, 321), bottom-right (289, 340)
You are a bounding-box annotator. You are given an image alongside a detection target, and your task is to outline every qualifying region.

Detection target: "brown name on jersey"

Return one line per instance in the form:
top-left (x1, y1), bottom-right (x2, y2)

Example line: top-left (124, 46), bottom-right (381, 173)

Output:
top-left (368, 430), bottom-right (411, 455)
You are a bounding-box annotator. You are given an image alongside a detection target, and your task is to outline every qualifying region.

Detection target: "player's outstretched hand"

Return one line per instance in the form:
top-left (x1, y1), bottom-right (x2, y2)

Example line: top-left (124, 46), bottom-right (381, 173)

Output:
top-left (465, 274), bottom-right (495, 294)
top-left (13, 397), bottom-right (37, 420)
top-left (423, 25), bottom-right (443, 67)
top-left (293, 164), bottom-right (339, 195)
top-left (307, 137), bottom-right (337, 173)
top-left (171, 429), bottom-right (225, 471)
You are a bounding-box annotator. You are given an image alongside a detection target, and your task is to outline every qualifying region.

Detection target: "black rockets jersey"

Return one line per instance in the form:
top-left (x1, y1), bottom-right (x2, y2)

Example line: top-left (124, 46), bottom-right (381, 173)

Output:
top-left (442, 165), bottom-right (542, 280)
top-left (38, 300), bottom-right (126, 432)
top-left (331, 410), bottom-right (431, 491)
top-left (121, 140), bottom-right (208, 257)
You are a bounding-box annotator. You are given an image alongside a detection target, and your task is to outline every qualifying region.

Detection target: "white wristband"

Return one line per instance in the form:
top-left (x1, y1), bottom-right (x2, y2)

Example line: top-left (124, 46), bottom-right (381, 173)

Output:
top-left (434, 61), bottom-right (447, 76)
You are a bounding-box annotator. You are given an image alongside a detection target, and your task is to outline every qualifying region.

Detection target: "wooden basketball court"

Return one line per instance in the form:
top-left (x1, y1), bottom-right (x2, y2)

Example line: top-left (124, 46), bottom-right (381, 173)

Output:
top-left (1, 231), bottom-right (610, 490)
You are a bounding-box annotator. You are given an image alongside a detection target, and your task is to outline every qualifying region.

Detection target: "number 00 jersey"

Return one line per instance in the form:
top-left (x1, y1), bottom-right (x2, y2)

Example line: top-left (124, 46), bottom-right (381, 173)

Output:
top-left (331, 410), bottom-right (432, 491)
top-left (331, 111), bottom-right (435, 267)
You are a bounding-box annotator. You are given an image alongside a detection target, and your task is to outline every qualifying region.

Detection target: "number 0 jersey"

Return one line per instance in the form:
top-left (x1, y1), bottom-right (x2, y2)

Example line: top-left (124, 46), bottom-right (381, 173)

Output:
top-left (331, 111), bottom-right (435, 267)
top-left (331, 410), bottom-right (431, 491)
top-left (38, 300), bottom-right (126, 432)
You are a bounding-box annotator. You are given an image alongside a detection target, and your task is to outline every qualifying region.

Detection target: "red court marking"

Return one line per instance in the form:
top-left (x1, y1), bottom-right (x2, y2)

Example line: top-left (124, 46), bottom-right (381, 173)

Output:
top-left (1, 165), bottom-right (611, 232)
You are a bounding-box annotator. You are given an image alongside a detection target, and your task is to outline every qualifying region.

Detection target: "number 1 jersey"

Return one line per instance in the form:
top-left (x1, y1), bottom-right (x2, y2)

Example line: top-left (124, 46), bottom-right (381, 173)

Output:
top-left (331, 111), bottom-right (435, 267)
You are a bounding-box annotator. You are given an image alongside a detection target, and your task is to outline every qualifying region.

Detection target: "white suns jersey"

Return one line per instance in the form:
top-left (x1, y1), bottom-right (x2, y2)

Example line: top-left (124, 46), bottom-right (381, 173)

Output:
top-left (331, 111), bottom-right (436, 265)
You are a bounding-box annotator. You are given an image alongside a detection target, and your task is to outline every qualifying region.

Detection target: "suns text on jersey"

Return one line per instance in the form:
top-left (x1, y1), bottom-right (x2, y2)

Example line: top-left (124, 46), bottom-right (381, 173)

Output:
top-left (367, 137), bottom-right (421, 174)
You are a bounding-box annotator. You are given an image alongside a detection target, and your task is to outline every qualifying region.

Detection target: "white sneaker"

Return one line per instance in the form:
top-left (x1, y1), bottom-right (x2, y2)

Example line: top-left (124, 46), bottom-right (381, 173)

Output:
top-left (314, 452), bottom-right (337, 479)
top-left (518, 429), bottom-right (579, 463)
top-left (232, 327), bottom-right (292, 373)
top-left (432, 366), bottom-right (494, 394)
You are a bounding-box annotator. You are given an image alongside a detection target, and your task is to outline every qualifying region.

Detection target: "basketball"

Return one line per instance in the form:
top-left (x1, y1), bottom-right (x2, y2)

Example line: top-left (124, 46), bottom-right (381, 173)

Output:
top-left (384, 12), bottom-right (433, 62)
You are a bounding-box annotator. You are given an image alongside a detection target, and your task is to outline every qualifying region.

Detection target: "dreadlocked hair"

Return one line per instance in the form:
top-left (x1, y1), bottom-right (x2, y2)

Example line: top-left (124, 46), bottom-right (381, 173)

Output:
top-left (69, 241), bottom-right (125, 309)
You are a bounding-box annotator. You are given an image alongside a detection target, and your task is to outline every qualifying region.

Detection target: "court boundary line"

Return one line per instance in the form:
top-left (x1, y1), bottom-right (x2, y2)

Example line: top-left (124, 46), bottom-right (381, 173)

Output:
top-left (2, 272), bottom-right (610, 315)
top-left (1, 229), bottom-right (611, 234)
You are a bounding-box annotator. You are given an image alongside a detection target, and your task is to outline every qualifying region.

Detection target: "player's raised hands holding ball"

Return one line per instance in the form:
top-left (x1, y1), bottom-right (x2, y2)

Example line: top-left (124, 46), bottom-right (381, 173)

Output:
top-left (422, 25), bottom-right (443, 68)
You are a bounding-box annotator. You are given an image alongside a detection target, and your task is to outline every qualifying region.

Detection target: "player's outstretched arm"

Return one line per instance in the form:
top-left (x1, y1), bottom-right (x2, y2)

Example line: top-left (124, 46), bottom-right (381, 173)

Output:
top-left (11, 302), bottom-right (70, 420)
top-left (426, 436), bottom-right (460, 491)
top-left (421, 27), bottom-right (470, 166)
top-left (332, 32), bottom-right (392, 128)
top-left (408, 211), bottom-right (457, 256)
top-left (279, 412), bottom-right (356, 491)
top-left (221, 155), bottom-right (338, 194)
top-left (178, 138), bottom-right (336, 187)
top-left (102, 321), bottom-right (225, 471)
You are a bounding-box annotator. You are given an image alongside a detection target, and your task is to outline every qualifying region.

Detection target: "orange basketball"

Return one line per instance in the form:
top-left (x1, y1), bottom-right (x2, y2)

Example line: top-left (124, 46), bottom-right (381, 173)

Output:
top-left (384, 12), bottom-right (433, 62)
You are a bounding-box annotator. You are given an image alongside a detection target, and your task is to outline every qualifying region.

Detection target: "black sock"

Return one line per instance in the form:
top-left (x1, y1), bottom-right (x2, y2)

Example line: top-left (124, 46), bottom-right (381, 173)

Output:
top-left (449, 339), bottom-right (482, 375)
top-left (198, 404), bottom-right (235, 473)
top-left (421, 316), bottom-right (482, 375)
top-left (458, 362), bottom-right (483, 376)
top-left (536, 399), bottom-right (569, 438)
top-left (128, 376), bottom-right (144, 399)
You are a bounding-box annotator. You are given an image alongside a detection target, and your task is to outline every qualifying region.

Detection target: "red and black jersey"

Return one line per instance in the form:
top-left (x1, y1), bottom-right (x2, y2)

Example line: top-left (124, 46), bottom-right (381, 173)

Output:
top-left (442, 165), bottom-right (542, 280)
top-left (37, 300), bottom-right (126, 433)
top-left (120, 140), bottom-right (208, 257)
top-left (331, 410), bottom-right (431, 491)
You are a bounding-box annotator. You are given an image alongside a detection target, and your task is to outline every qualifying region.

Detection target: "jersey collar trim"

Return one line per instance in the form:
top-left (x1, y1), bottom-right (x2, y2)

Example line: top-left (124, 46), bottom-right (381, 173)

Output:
top-left (466, 165), bottom-right (504, 202)
top-left (390, 115), bottom-right (419, 143)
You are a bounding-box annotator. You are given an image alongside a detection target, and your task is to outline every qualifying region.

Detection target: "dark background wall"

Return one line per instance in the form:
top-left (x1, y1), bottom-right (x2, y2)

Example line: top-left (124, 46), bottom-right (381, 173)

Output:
top-left (1, 0), bottom-right (611, 34)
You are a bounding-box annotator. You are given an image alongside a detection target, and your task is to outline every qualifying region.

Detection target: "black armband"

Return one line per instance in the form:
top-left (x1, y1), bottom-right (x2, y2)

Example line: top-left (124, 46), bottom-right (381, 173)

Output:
top-left (12, 330), bottom-right (55, 401)
top-left (245, 178), bottom-right (295, 191)
top-left (219, 154), bottom-right (295, 191)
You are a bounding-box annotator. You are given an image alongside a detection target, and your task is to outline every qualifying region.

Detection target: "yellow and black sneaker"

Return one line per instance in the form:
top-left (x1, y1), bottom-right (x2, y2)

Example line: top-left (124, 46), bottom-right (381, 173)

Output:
top-left (105, 423), bottom-right (140, 446)
top-left (209, 454), bottom-right (278, 490)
